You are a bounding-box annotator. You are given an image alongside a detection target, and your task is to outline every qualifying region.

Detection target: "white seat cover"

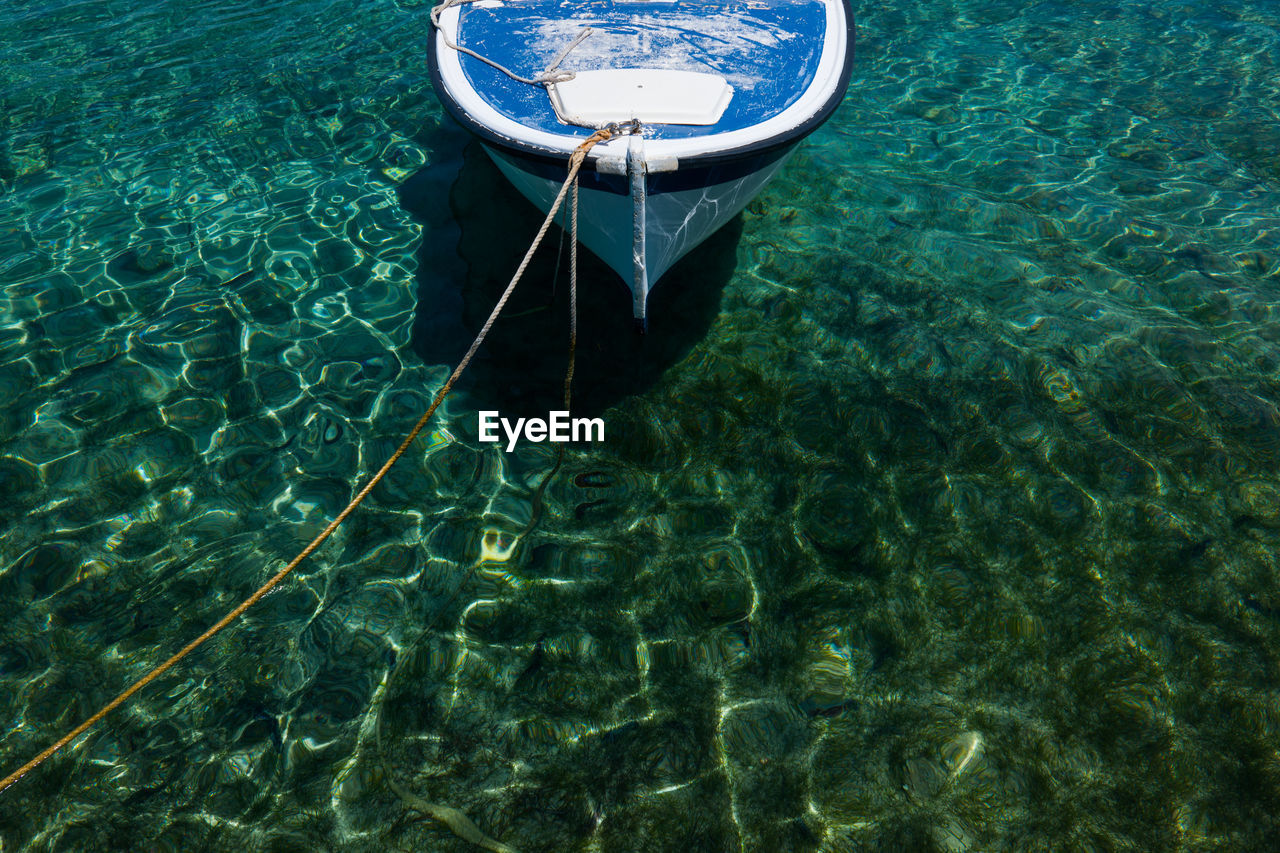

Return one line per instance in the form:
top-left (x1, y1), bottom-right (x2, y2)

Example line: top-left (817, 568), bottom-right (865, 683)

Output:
top-left (548, 68), bottom-right (734, 127)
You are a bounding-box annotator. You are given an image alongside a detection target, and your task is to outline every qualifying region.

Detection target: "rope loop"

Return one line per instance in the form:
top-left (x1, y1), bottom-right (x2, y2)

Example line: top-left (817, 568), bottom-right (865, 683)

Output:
top-left (431, 0), bottom-right (592, 87)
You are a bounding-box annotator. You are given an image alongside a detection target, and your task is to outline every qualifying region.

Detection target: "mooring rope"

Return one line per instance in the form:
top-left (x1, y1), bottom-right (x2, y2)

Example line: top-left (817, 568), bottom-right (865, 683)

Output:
top-left (430, 0), bottom-right (591, 86)
top-left (565, 175), bottom-right (579, 405)
top-left (0, 127), bottom-right (615, 796)
top-left (373, 163), bottom-right (587, 853)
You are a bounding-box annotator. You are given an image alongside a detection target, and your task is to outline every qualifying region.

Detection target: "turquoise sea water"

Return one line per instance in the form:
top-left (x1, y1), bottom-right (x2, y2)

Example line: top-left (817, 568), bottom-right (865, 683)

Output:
top-left (3, 0), bottom-right (1280, 849)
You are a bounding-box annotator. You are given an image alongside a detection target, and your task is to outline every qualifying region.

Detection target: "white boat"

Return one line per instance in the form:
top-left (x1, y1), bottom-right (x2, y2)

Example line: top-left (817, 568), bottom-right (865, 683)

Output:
top-left (428, 0), bottom-right (855, 331)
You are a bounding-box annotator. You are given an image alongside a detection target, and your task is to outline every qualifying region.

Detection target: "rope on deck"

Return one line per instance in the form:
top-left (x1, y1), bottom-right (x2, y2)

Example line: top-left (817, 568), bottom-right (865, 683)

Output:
top-left (431, 0), bottom-right (593, 86)
top-left (0, 127), bottom-right (616, 802)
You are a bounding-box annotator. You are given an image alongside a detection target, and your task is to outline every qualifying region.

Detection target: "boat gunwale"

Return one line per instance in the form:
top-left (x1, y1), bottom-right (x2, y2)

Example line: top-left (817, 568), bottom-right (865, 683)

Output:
top-left (427, 0), bottom-right (856, 173)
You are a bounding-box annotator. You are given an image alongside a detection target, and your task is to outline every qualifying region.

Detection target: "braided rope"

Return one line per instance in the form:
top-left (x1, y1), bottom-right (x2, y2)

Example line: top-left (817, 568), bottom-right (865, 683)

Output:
top-left (431, 0), bottom-right (590, 86)
top-left (0, 128), bottom-right (615, 796)
top-left (564, 176), bottom-right (579, 408)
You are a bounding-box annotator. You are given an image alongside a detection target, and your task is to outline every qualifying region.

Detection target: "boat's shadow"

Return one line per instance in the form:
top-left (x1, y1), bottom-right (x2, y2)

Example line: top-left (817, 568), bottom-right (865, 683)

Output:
top-left (400, 133), bottom-right (738, 420)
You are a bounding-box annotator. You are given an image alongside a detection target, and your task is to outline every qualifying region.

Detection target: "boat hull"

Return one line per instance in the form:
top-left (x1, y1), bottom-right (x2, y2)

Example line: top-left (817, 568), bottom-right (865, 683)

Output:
top-left (485, 142), bottom-right (795, 325)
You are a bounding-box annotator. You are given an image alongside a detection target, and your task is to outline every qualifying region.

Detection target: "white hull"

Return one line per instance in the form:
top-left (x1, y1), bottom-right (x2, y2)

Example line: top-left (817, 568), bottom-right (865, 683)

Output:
top-left (485, 145), bottom-right (795, 325)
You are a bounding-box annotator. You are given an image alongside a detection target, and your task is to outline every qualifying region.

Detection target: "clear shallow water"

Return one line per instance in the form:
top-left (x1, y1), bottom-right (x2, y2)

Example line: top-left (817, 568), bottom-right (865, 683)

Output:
top-left (2, 0), bottom-right (1280, 849)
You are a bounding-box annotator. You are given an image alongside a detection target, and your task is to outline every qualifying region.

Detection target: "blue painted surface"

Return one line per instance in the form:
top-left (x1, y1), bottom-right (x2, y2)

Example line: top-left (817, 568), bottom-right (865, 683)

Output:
top-left (456, 0), bottom-right (828, 138)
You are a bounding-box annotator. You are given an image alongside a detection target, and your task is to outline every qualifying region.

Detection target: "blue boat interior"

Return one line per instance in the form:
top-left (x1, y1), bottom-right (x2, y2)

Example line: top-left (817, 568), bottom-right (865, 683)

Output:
top-left (454, 0), bottom-right (829, 139)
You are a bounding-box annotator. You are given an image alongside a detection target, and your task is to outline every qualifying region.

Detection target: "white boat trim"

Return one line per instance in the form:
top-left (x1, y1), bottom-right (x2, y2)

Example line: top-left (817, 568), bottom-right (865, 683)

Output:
top-left (432, 0), bottom-right (849, 163)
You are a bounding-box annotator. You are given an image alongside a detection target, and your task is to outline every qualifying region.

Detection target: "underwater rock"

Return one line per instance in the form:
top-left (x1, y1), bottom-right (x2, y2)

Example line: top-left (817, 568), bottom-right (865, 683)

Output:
top-left (799, 631), bottom-right (854, 716)
top-left (931, 817), bottom-right (978, 853)
top-left (940, 730), bottom-right (985, 781)
top-left (0, 541), bottom-right (82, 602)
top-left (1230, 480), bottom-right (1280, 528)
top-left (107, 244), bottom-right (174, 279)
top-left (797, 478), bottom-right (873, 559)
top-left (927, 564), bottom-right (979, 611)
top-left (718, 699), bottom-right (810, 832)
top-left (901, 754), bottom-right (947, 802)
top-left (1029, 479), bottom-right (1090, 534)
top-left (0, 455), bottom-right (40, 501)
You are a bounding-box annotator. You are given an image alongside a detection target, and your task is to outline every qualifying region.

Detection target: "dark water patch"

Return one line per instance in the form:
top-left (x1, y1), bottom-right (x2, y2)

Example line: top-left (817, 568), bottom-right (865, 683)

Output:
top-left (403, 137), bottom-right (738, 419)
